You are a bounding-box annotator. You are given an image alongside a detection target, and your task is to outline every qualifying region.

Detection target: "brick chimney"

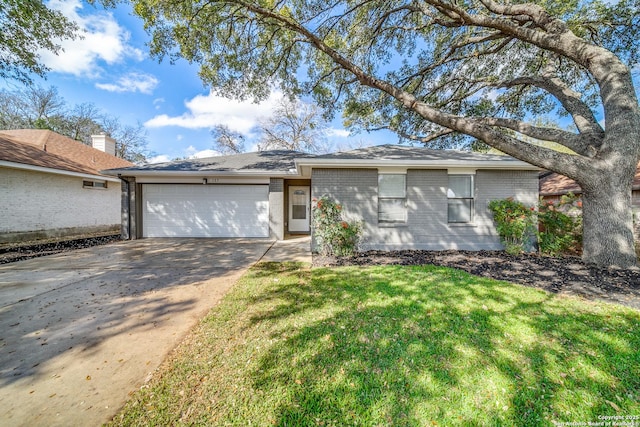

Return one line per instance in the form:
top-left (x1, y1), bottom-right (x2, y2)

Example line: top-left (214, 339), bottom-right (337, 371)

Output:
top-left (91, 133), bottom-right (116, 156)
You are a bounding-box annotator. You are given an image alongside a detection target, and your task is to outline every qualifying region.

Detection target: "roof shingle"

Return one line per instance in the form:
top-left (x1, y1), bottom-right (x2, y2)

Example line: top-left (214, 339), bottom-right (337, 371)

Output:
top-left (308, 144), bottom-right (523, 162)
top-left (107, 149), bottom-right (312, 174)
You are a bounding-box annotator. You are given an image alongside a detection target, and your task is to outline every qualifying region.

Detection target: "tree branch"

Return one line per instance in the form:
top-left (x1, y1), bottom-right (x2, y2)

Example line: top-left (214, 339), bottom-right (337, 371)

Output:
top-left (476, 117), bottom-right (601, 156)
top-left (498, 73), bottom-right (604, 141)
top-left (368, 125), bottom-right (454, 144)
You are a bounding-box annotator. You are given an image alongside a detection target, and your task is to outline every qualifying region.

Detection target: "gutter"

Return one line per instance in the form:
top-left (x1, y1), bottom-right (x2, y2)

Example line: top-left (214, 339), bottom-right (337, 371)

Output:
top-left (1, 160), bottom-right (121, 182)
top-left (101, 169), bottom-right (301, 178)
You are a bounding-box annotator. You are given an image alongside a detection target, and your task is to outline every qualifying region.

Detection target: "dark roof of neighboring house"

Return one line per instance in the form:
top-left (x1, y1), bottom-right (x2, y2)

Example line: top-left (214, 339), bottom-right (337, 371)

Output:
top-left (540, 163), bottom-right (640, 196)
top-left (0, 129), bottom-right (133, 177)
top-left (308, 144), bottom-right (519, 162)
top-left (106, 150), bottom-right (314, 175)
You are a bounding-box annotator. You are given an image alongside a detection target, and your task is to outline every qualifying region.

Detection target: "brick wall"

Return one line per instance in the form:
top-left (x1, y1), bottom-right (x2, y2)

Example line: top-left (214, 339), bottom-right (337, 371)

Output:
top-left (311, 168), bottom-right (539, 251)
top-left (0, 168), bottom-right (121, 239)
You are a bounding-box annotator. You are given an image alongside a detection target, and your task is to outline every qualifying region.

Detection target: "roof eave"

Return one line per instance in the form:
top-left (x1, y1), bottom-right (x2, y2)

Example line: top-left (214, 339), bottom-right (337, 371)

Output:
top-left (1, 160), bottom-right (121, 182)
top-left (295, 158), bottom-right (540, 175)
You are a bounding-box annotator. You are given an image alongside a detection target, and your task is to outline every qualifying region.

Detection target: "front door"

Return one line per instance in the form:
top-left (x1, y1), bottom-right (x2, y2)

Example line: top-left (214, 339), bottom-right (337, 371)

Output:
top-left (288, 186), bottom-right (310, 233)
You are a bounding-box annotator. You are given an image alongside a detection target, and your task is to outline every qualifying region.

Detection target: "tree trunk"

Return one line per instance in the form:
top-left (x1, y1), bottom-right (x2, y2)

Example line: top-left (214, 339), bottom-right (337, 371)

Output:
top-left (581, 174), bottom-right (637, 268)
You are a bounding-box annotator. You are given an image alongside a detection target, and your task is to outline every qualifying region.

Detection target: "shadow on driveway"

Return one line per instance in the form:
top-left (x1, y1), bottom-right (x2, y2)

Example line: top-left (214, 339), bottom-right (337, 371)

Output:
top-left (0, 238), bottom-right (273, 427)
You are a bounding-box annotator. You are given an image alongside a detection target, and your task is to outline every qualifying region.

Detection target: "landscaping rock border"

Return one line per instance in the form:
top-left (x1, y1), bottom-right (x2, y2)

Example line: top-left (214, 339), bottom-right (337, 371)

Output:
top-left (0, 234), bottom-right (121, 264)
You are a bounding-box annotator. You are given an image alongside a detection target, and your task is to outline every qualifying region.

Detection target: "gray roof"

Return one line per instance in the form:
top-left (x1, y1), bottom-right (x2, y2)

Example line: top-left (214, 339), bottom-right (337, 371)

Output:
top-left (309, 144), bottom-right (519, 162)
top-left (104, 144), bottom-right (537, 177)
top-left (104, 150), bottom-right (312, 175)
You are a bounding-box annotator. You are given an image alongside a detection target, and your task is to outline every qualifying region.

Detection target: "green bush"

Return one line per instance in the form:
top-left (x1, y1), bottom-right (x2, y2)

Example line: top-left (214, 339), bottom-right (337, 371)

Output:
top-left (538, 193), bottom-right (582, 255)
top-left (488, 198), bottom-right (537, 254)
top-left (312, 196), bottom-right (363, 256)
top-left (489, 194), bottom-right (583, 256)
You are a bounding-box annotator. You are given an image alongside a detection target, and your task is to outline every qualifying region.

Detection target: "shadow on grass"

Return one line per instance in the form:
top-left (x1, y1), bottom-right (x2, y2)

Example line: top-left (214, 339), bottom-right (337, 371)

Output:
top-left (246, 262), bottom-right (640, 426)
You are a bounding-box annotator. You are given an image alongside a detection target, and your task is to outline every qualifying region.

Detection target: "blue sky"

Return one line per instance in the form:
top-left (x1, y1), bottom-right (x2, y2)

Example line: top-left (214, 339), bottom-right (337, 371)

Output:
top-left (5, 0), bottom-right (392, 163)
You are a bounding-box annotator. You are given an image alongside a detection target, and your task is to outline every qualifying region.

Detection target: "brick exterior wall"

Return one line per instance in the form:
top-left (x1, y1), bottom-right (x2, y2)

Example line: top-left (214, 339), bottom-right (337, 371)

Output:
top-left (0, 168), bottom-right (121, 242)
top-left (311, 168), bottom-right (539, 251)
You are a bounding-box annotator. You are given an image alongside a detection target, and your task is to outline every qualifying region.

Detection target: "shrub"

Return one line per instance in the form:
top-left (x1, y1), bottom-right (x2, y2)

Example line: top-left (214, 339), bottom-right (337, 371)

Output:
top-left (489, 194), bottom-right (583, 257)
top-left (488, 198), bottom-right (537, 254)
top-left (312, 196), bottom-right (363, 256)
top-left (538, 193), bottom-right (582, 255)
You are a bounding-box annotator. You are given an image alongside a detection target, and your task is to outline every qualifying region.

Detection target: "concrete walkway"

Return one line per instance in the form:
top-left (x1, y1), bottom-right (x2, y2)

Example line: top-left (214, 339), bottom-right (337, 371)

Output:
top-left (0, 238), bottom-right (313, 427)
top-left (261, 235), bottom-right (312, 263)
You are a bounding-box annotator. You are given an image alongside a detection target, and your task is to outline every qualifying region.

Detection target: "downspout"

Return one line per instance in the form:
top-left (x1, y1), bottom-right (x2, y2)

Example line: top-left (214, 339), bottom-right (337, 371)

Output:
top-left (118, 174), bottom-right (131, 240)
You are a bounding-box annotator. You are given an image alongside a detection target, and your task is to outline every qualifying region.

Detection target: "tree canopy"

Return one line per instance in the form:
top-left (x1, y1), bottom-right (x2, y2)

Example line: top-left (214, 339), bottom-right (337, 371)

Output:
top-left (0, 0), bottom-right (79, 84)
top-left (113, 0), bottom-right (640, 267)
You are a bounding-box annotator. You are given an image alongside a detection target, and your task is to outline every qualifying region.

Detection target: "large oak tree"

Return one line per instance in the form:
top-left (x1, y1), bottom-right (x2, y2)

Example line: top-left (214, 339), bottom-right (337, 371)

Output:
top-left (126, 0), bottom-right (640, 267)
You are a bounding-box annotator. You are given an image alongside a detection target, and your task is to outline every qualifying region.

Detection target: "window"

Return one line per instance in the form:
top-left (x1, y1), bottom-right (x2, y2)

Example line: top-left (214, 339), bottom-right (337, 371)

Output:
top-left (378, 174), bottom-right (406, 223)
top-left (447, 175), bottom-right (474, 223)
top-left (83, 180), bottom-right (107, 189)
top-left (291, 189), bottom-right (307, 220)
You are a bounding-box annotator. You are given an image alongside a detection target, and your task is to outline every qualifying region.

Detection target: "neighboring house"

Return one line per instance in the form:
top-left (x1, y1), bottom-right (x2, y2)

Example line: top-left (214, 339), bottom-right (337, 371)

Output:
top-left (104, 145), bottom-right (539, 251)
top-left (539, 166), bottom-right (640, 207)
top-left (0, 129), bottom-right (134, 244)
top-left (539, 164), bottom-right (640, 238)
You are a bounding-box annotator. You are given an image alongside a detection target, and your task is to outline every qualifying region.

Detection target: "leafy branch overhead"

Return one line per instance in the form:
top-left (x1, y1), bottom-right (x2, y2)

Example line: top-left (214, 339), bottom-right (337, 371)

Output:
top-left (0, 0), bottom-right (79, 84)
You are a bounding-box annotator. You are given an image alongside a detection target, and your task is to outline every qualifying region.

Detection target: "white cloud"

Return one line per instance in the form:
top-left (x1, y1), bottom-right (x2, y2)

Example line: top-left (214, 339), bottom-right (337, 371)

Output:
top-left (191, 149), bottom-right (220, 159)
top-left (41, 0), bottom-right (143, 77)
top-left (325, 128), bottom-right (351, 138)
top-left (144, 91), bottom-right (284, 135)
top-left (148, 146), bottom-right (221, 164)
top-left (147, 154), bottom-right (172, 164)
top-left (185, 145), bottom-right (221, 159)
top-left (95, 72), bottom-right (159, 94)
top-left (153, 98), bottom-right (166, 110)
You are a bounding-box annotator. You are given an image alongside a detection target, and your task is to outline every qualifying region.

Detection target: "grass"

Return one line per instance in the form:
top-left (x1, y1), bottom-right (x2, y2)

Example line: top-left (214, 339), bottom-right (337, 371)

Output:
top-left (108, 263), bottom-right (640, 426)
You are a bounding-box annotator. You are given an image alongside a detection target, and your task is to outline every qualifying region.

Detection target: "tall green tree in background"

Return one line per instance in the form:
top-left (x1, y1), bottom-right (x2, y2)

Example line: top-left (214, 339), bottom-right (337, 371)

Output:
top-left (103, 1), bottom-right (640, 267)
top-left (0, 0), bottom-right (78, 84)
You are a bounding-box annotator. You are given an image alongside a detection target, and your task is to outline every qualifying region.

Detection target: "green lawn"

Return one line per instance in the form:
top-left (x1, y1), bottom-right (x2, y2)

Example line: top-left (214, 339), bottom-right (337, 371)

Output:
top-left (108, 263), bottom-right (640, 426)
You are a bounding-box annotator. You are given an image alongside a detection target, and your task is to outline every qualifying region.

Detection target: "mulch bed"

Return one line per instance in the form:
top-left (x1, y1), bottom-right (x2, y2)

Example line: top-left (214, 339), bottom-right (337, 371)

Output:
top-left (0, 234), bottom-right (121, 264)
top-left (314, 250), bottom-right (640, 310)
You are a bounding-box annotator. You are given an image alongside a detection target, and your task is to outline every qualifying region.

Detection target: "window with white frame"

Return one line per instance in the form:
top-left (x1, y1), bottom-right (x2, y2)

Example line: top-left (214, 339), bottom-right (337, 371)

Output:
top-left (378, 174), bottom-right (407, 223)
top-left (447, 175), bottom-right (474, 223)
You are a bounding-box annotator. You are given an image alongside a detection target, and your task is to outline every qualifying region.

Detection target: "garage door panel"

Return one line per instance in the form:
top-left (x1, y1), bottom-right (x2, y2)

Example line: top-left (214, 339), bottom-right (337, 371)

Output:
top-left (142, 184), bottom-right (269, 238)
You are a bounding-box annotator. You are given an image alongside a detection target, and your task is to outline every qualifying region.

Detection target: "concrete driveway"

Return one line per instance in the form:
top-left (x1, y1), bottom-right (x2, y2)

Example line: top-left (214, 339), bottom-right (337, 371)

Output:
top-left (0, 238), bottom-right (275, 427)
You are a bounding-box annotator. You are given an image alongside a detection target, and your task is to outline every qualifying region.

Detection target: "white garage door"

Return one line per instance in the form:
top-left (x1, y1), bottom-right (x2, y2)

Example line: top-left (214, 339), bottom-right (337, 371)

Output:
top-left (142, 184), bottom-right (269, 238)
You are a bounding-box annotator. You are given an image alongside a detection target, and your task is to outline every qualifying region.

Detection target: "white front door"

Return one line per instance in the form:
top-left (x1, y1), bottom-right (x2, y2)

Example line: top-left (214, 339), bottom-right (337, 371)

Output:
top-left (288, 186), bottom-right (310, 233)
